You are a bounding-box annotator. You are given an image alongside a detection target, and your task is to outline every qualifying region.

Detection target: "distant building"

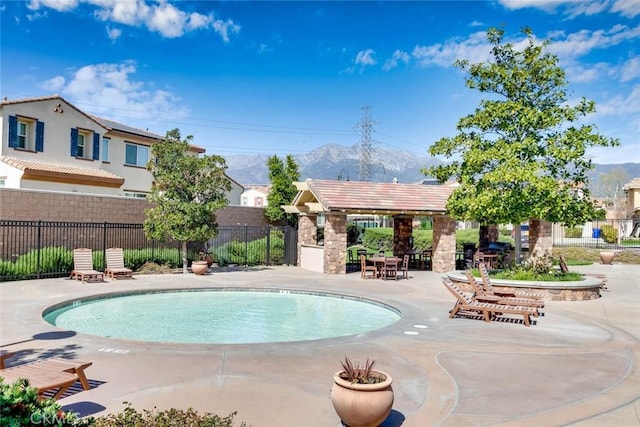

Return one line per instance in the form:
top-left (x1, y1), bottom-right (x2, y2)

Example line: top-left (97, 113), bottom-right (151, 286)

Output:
top-left (241, 185), bottom-right (270, 207)
top-left (0, 95), bottom-right (242, 203)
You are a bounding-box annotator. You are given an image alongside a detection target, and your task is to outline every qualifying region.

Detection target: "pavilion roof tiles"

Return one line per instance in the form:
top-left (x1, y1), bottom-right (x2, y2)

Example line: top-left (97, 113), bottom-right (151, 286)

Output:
top-left (288, 179), bottom-right (454, 215)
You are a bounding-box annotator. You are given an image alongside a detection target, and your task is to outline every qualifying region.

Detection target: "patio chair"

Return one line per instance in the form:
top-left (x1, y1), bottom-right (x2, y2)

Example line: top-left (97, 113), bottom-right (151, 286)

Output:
top-left (105, 247), bottom-right (133, 279)
top-left (477, 263), bottom-right (545, 300)
top-left (347, 249), bottom-right (358, 272)
top-left (398, 254), bottom-right (410, 279)
top-left (360, 255), bottom-right (377, 279)
top-left (70, 248), bottom-right (104, 283)
top-left (0, 354), bottom-right (93, 399)
top-left (443, 278), bottom-right (538, 327)
top-left (464, 271), bottom-right (545, 309)
top-left (382, 257), bottom-right (398, 281)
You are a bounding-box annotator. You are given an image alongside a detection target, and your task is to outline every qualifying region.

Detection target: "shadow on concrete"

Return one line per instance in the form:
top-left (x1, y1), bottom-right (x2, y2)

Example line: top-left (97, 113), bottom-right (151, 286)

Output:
top-left (381, 409), bottom-right (406, 426)
top-left (61, 401), bottom-right (108, 417)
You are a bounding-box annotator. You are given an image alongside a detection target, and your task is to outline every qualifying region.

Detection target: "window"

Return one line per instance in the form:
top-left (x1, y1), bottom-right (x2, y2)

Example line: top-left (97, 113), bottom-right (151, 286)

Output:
top-left (0, 176), bottom-right (6, 188)
top-left (17, 121), bottom-right (28, 148)
top-left (125, 143), bottom-right (149, 167)
top-left (102, 137), bottom-right (110, 162)
top-left (8, 116), bottom-right (43, 151)
top-left (255, 197), bottom-right (263, 207)
top-left (70, 128), bottom-right (98, 159)
top-left (77, 133), bottom-right (86, 158)
top-left (241, 196), bottom-right (248, 206)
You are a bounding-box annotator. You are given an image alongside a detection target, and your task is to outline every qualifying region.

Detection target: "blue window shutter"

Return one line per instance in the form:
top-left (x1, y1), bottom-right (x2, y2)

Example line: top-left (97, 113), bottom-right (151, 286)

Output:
top-left (70, 128), bottom-right (78, 157)
top-left (92, 133), bottom-right (100, 160)
top-left (35, 121), bottom-right (45, 152)
top-left (8, 116), bottom-right (18, 148)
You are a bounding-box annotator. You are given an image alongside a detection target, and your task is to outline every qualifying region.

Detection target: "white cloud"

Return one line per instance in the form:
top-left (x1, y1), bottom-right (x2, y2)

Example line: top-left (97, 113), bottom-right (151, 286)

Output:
top-left (40, 75), bottom-right (66, 92)
top-left (28, 0), bottom-right (78, 12)
top-left (27, 0), bottom-right (240, 41)
top-left (498, 0), bottom-right (640, 18)
top-left (548, 24), bottom-right (640, 58)
top-left (497, 0), bottom-right (565, 12)
top-left (212, 18), bottom-right (240, 43)
top-left (412, 31), bottom-right (491, 68)
top-left (620, 56), bottom-right (640, 82)
top-left (469, 20), bottom-right (484, 27)
top-left (355, 49), bottom-right (377, 66)
top-left (106, 26), bottom-right (121, 41)
top-left (611, 0), bottom-right (640, 17)
top-left (40, 62), bottom-right (189, 123)
top-left (598, 84), bottom-right (640, 115)
top-left (382, 50), bottom-right (409, 71)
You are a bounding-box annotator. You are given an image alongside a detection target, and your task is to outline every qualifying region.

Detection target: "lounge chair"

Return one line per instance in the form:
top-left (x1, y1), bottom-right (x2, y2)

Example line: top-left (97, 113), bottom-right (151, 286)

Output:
top-left (443, 278), bottom-right (539, 327)
top-left (70, 248), bottom-right (104, 283)
top-left (0, 354), bottom-right (93, 399)
top-left (360, 255), bottom-right (377, 279)
top-left (464, 271), bottom-right (545, 309)
top-left (105, 247), bottom-right (133, 279)
top-left (477, 263), bottom-right (545, 300)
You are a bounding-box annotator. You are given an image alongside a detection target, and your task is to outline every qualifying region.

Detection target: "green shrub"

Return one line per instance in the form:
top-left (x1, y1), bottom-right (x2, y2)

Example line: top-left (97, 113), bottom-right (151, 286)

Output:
top-left (1, 377), bottom-right (84, 426)
top-left (600, 224), bottom-right (618, 244)
top-left (564, 226), bottom-right (583, 238)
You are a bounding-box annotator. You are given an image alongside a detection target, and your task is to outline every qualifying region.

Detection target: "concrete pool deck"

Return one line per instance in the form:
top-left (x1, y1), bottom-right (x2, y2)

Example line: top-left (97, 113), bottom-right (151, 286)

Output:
top-left (1, 263), bottom-right (639, 427)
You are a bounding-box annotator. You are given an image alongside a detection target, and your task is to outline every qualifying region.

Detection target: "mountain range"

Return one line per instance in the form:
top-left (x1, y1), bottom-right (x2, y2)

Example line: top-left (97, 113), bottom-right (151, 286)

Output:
top-left (224, 143), bottom-right (640, 196)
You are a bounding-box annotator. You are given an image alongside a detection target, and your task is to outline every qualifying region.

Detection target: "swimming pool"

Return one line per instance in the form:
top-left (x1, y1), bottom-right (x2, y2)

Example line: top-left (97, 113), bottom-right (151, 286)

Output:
top-left (43, 288), bottom-right (401, 344)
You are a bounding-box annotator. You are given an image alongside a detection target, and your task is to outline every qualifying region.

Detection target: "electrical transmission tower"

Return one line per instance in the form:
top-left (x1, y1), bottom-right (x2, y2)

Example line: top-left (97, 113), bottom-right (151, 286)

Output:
top-left (355, 105), bottom-right (376, 182)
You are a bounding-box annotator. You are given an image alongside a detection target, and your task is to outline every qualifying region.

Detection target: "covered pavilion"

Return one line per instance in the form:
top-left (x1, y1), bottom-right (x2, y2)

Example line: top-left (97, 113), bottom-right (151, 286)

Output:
top-left (283, 179), bottom-right (458, 273)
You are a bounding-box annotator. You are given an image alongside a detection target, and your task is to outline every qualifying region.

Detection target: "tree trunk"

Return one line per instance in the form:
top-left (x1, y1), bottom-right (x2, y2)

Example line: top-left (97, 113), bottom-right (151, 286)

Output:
top-left (182, 241), bottom-right (188, 274)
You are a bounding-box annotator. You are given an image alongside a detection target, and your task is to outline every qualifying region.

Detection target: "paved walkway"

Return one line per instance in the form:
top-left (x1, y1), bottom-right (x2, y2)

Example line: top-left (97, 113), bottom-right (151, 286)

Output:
top-left (1, 263), bottom-right (639, 427)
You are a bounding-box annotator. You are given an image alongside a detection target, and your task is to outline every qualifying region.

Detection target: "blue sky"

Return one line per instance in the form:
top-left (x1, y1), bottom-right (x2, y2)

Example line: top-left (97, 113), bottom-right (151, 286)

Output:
top-left (1, 0), bottom-right (639, 164)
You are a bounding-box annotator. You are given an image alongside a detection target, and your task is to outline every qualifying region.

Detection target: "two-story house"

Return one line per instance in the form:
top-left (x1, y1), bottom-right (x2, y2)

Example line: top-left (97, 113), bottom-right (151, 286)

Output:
top-left (0, 95), bottom-right (242, 202)
top-left (241, 185), bottom-right (270, 207)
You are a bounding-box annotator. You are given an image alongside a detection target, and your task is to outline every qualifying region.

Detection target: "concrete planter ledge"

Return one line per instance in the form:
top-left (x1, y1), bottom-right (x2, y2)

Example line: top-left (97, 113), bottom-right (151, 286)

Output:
top-left (446, 271), bottom-right (603, 301)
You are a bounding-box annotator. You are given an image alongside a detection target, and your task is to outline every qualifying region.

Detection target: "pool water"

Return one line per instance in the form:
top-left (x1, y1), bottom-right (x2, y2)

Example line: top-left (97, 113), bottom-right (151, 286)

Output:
top-left (43, 289), bottom-right (401, 344)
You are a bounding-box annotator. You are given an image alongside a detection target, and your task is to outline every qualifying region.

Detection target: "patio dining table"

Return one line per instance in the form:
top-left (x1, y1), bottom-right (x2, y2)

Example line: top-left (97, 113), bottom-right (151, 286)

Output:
top-left (370, 256), bottom-right (401, 278)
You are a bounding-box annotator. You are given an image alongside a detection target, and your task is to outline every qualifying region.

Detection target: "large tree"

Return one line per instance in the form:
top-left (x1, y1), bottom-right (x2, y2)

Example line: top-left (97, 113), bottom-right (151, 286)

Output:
top-left (265, 154), bottom-right (300, 226)
top-left (144, 129), bottom-right (231, 273)
top-left (424, 27), bottom-right (618, 257)
top-left (595, 168), bottom-right (630, 219)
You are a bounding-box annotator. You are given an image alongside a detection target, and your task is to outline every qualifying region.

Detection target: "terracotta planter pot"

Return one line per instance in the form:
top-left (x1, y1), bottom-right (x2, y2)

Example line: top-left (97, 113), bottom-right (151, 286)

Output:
top-left (330, 370), bottom-right (393, 427)
top-left (191, 260), bottom-right (209, 275)
top-left (600, 251), bottom-right (615, 265)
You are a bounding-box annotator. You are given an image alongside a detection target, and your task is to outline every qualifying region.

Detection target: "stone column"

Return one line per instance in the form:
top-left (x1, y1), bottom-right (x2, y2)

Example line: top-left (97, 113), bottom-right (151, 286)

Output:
top-left (393, 216), bottom-right (413, 255)
top-left (324, 213), bottom-right (347, 274)
top-left (529, 218), bottom-right (552, 258)
top-left (432, 215), bottom-right (456, 272)
top-left (297, 214), bottom-right (317, 266)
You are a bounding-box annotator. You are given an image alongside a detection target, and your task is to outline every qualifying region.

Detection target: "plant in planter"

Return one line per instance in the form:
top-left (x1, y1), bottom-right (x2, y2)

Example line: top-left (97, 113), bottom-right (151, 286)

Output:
top-left (330, 357), bottom-right (394, 427)
top-left (190, 260), bottom-right (209, 275)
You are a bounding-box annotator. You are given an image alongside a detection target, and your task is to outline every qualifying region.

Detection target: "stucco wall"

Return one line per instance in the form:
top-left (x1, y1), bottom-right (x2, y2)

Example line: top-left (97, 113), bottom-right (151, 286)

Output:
top-left (0, 188), bottom-right (272, 226)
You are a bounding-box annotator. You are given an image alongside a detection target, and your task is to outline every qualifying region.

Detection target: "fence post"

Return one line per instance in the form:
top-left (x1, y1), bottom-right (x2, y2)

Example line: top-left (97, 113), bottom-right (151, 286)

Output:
top-left (102, 222), bottom-right (108, 269)
top-left (36, 220), bottom-right (42, 279)
top-left (244, 226), bottom-right (249, 266)
top-left (266, 227), bottom-right (271, 266)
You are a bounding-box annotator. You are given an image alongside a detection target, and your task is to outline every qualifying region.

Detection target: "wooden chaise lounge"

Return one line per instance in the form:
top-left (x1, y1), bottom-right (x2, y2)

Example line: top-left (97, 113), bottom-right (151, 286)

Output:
top-left (0, 354), bottom-right (93, 399)
top-left (70, 248), bottom-right (104, 283)
top-left (105, 247), bottom-right (133, 279)
top-left (443, 278), bottom-right (539, 327)
top-left (463, 271), bottom-right (545, 310)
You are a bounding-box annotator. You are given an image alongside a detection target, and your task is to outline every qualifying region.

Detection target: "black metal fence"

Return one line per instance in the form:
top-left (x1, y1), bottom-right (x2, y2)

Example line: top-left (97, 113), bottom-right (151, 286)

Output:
top-left (552, 219), bottom-right (640, 249)
top-left (0, 220), bottom-right (298, 282)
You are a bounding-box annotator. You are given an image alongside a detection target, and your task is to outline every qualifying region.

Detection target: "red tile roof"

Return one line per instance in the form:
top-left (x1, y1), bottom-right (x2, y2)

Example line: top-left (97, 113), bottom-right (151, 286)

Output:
top-left (0, 156), bottom-right (125, 187)
top-left (293, 179), bottom-right (454, 215)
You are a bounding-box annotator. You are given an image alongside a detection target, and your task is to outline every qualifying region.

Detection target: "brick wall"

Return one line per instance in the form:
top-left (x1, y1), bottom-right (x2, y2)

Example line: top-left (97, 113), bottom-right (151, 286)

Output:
top-left (0, 188), bottom-right (273, 226)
